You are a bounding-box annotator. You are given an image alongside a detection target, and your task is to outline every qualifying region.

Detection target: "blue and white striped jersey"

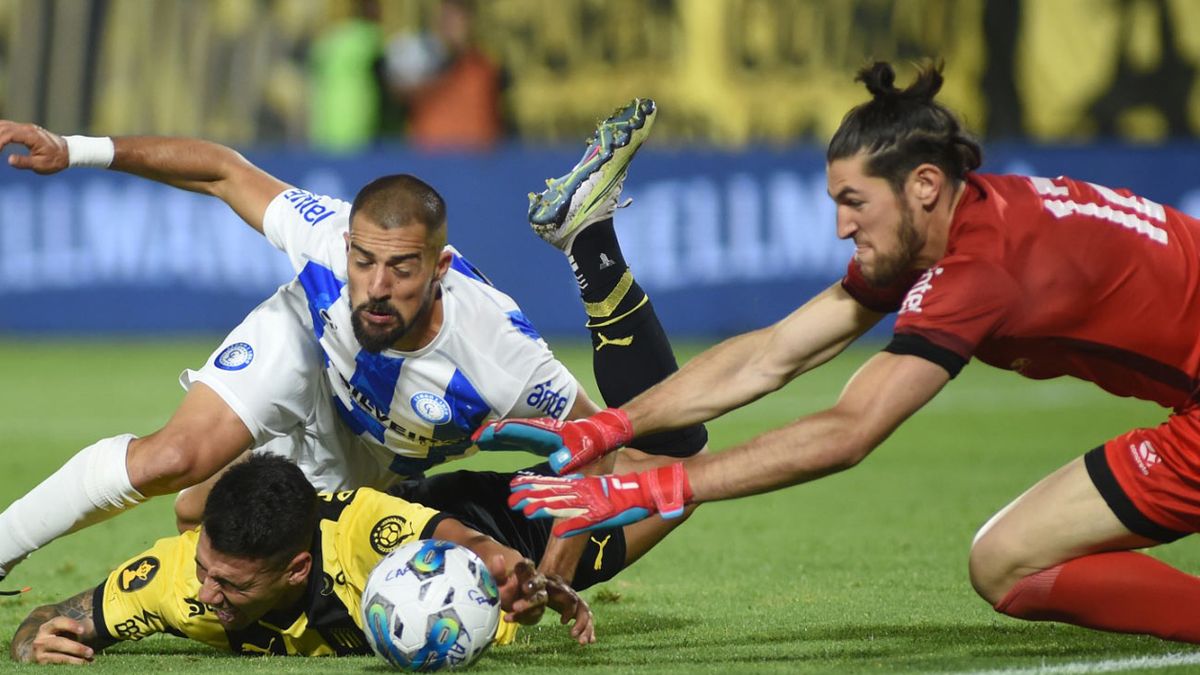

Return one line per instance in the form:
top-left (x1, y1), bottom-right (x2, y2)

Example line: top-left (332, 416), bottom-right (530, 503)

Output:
top-left (260, 188), bottom-right (578, 477)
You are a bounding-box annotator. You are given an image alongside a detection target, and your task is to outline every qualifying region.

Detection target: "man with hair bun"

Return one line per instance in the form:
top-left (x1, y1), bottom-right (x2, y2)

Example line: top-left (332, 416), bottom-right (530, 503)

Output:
top-left (480, 60), bottom-right (1200, 643)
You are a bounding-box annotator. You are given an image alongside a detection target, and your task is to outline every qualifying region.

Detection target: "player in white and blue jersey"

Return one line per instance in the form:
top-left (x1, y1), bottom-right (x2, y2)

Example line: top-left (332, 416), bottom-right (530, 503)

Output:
top-left (177, 180), bottom-right (582, 493)
top-left (0, 100), bottom-right (706, 590)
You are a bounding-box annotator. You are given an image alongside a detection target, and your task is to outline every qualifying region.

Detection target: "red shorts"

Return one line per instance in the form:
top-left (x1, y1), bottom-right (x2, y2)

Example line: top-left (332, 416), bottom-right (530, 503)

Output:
top-left (1089, 409), bottom-right (1200, 542)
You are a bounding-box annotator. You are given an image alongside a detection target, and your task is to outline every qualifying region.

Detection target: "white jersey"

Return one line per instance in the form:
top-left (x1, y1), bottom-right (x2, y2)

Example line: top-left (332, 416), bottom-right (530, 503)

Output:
top-left (183, 188), bottom-right (577, 487)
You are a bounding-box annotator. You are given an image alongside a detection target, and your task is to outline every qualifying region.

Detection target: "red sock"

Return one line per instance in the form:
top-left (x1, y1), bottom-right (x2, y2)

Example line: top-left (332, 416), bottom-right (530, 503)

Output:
top-left (995, 551), bottom-right (1200, 642)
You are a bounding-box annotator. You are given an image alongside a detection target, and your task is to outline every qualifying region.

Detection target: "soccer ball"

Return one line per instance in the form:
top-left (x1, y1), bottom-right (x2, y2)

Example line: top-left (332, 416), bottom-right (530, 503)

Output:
top-left (361, 539), bottom-right (501, 671)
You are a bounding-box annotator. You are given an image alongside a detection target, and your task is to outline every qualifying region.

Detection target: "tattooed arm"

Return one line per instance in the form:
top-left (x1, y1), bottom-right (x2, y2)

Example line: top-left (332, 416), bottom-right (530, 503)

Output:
top-left (10, 587), bottom-right (116, 664)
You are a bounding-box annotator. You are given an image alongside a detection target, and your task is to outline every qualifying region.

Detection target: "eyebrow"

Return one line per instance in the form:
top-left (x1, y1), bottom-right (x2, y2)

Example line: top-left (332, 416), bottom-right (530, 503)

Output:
top-left (349, 242), bottom-right (421, 267)
top-left (195, 556), bottom-right (247, 591)
top-left (829, 187), bottom-right (863, 201)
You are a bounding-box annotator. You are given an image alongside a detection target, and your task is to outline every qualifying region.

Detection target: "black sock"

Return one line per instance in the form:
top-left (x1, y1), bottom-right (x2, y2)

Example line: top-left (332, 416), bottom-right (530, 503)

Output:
top-left (568, 219), bottom-right (638, 308)
top-left (568, 219), bottom-right (707, 458)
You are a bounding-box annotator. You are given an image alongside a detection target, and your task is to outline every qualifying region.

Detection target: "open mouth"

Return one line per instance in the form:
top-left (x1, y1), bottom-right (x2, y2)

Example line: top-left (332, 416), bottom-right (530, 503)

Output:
top-left (362, 310), bottom-right (397, 325)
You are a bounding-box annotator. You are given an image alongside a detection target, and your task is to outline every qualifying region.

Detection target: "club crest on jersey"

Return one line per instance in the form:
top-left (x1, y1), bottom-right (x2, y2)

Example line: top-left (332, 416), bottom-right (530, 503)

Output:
top-left (370, 515), bottom-right (414, 554)
top-left (410, 392), bottom-right (452, 424)
top-left (118, 556), bottom-right (160, 592)
top-left (215, 342), bottom-right (255, 371)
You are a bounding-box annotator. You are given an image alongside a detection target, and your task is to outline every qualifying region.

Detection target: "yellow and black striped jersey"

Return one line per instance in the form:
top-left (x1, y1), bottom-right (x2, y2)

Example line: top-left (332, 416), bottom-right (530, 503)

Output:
top-left (91, 488), bottom-right (445, 656)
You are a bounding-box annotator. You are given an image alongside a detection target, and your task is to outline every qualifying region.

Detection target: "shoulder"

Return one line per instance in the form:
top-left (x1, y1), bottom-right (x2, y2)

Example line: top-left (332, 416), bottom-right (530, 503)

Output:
top-left (95, 531), bottom-right (219, 645)
top-left (441, 262), bottom-right (554, 358)
top-left (328, 488), bottom-right (446, 585)
top-left (271, 188), bottom-right (352, 228)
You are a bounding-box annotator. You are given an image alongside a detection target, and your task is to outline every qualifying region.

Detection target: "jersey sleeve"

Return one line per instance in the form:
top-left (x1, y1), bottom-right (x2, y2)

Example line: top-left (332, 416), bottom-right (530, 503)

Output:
top-left (262, 188), bottom-right (352, 272)
top-left (334, 489), bottom-right (450, 589)
top-left (885, 257), bottom-right (1019, 376)
top-left (91, 536), bottom-right (192, 644)
top-left (508, 353), bottom-right (579, 421)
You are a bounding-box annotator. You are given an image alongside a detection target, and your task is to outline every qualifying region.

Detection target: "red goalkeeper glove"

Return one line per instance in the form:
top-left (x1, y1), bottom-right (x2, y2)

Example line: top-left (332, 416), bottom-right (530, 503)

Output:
top-left (507, 463), bottom-right (692, 538)
top-left (472, 408), bottom-right (633, 474)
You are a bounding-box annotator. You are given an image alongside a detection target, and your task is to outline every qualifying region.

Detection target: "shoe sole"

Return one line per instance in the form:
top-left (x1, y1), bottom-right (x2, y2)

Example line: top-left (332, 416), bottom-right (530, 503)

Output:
top-left (529, 99), bottom-right (657, 244)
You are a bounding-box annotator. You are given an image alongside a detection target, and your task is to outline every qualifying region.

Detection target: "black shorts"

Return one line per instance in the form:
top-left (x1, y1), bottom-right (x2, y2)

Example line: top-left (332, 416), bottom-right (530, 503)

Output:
top-left (388, 464), bottom-right (627, 591)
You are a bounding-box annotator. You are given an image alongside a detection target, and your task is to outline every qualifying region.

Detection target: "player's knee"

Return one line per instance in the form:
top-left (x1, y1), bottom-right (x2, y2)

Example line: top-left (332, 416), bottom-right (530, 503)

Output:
top-left (967, 531), bottom-right (1023, 605)
top-left (174, 489), bottom-right (204, 533)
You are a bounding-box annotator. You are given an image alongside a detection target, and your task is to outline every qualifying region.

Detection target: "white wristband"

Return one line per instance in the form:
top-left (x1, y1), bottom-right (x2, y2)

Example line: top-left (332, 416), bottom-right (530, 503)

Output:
top-left (64, 135), bottom-right (115, 168)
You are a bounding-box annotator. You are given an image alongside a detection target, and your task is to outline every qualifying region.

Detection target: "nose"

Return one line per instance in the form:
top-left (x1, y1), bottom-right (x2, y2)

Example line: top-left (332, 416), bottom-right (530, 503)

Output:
top-left (367, 266), bottom-right (392, 300)
top-left (836, 208), bottom-right (858, 240)
top-left (197, 577), bottom-right (222, 606)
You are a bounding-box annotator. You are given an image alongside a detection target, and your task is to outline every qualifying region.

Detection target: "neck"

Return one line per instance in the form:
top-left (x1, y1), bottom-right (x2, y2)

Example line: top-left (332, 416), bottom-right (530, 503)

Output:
top-left (915, 179), bottom-right (968, 268)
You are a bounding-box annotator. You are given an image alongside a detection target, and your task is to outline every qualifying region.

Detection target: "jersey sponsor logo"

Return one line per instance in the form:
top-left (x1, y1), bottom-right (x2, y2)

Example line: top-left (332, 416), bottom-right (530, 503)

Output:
top-left (281, 188), bottom-right (338, 226)
top-left (898, 267), bottom-right (944, 315)
top-left (369, 515), bottom-right (414, 555)
top-left (112, 609), bottom-right (163, 641)
top-left (411, 392), bottom-right (453, 425)
top-left (118, 556), bottom-right (160, 592)
top-left (215, 342), bottom-right (255, 371)
top-left (336, 372), bottom-right (452, 446)
top-left (1129, 440), bottom-right (1161, 476)
top-left (526, 379), bottom-right (570, 418)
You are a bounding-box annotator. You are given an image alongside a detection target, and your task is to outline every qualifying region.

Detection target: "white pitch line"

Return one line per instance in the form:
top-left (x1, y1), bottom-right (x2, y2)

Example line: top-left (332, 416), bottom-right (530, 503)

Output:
top-left (963, 651), bottom-right (1200, 675)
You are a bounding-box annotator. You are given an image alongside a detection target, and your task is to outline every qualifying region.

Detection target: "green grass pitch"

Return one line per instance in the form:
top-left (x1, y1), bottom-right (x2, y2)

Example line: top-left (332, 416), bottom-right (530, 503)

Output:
top-left (1, 338), bottom-right (1198, 673)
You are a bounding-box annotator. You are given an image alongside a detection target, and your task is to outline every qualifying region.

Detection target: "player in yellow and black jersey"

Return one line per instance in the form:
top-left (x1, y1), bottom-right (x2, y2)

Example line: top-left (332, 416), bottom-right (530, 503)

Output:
top-left (8, 455), bottom-right (594, 664)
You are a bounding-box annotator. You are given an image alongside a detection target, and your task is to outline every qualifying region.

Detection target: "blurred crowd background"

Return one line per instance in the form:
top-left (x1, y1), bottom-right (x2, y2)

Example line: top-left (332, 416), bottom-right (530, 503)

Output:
top-left (4, 0), bottom-right (1199, 150)
top-left (2, 0), bottom-right (1199, 339)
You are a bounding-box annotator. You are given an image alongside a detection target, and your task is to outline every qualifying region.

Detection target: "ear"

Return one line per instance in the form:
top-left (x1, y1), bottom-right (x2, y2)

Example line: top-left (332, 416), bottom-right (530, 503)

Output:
top-left (433, 248), bottom-right (453, 282)
top-left (343, 231), bottom-right (351, 251)
top-left (908, 163), bottom-right (947, 210)
top-left (283, 551), bottom-right (312, 588)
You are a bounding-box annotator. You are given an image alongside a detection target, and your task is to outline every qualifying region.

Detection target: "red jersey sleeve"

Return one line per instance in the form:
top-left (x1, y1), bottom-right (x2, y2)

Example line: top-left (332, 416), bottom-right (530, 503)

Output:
top-left (886, 257), bottom-right (1020, 376)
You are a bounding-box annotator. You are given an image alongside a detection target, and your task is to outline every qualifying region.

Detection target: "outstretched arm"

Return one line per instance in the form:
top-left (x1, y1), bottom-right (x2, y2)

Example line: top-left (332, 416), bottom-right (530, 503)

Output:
top-left (511, 352), bottom-right (951, 536)
top-left (10, 588), bottom-right (115, 664)
top-left (624, 281), bottom-right (884, 436)
top-left (684, 351), bottom-right (948, 501)
top-left (0, 120), bottom-right (288, 234)
top-left (476, 282), bottom-right (884, 474)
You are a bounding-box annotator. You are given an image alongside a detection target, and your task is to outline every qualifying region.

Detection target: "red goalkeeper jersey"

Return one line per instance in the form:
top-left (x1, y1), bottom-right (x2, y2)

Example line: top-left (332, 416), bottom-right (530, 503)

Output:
top-left (842, 172), bottom-right (1200, 412)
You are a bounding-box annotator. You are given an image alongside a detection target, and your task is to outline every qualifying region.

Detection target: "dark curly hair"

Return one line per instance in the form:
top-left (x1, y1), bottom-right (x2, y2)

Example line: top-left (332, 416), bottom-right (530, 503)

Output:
top-left (202, 454), bottom-right (318, 570)
top-left (827, 60), bottom-right (982, 194)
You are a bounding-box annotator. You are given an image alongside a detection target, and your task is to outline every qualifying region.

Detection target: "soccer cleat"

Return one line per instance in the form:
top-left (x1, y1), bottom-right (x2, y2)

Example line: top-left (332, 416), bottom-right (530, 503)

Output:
top-left (528, 98), bottom-right (657, 251)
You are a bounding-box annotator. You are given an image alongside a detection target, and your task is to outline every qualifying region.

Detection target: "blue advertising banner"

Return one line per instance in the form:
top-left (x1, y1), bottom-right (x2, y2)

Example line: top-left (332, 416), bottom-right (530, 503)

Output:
top-left (2, 144), bottom-right (1198, 339)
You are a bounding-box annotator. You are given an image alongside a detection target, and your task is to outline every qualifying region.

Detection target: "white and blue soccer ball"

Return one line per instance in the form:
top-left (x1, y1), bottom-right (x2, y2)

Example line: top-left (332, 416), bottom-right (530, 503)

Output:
top-left (361, 540), bottom-right (501, 671)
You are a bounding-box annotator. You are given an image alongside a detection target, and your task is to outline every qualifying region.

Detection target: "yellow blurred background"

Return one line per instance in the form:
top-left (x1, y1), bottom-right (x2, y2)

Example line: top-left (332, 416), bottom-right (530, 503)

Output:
top-left (2, 0), bottom-right (1198, 147)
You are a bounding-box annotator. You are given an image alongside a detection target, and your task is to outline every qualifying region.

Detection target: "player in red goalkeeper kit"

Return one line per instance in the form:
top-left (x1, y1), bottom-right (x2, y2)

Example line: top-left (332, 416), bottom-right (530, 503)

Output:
top-left (476, 60), bottom-right (1200, 643)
